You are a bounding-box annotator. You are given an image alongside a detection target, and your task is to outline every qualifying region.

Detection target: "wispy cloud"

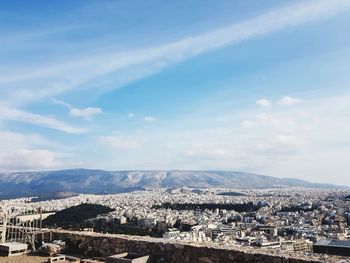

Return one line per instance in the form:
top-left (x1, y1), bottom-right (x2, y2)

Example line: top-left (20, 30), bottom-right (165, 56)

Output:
top-left (2, 0), bottom-right (350, 105)
top-left (256, 98), bottom-right (272, 107)
top-left (52, 98), bottom-right (102, 119)
top-left (241, 120), bottom-right (255, 129)
top-left (277, 96), bottom-right (303, 106)
top-left (143, 116), bottom-right (157, 123)
top-left (0, 149), bottom-right (62, 171)
top-left (92, 92), bottom-right (350, 183)
top-left (0, 106), bottom-right (86, 133)
top-left (69, 107), bottom-right (102, 119)
top-left (0, 130), bottom-right (66, 171)
top-left (99, 135), bottom-right (142, 150)
top-left (52, 98), bottom-right (72, 109)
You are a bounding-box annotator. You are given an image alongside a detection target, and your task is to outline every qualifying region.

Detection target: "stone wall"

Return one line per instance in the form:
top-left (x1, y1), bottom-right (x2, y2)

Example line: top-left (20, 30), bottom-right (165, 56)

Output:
top-left (48, 230), bottom-right (343, 263)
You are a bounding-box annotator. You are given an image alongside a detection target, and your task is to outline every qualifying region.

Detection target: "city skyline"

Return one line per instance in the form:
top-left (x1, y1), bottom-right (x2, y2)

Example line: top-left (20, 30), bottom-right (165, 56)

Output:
top-left (1, 0), bottom-right (350, 184)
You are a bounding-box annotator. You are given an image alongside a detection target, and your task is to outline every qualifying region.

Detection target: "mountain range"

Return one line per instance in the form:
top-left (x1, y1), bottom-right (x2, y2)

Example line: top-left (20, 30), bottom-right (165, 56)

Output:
top-left (0, 169), bottom-right (345, 199)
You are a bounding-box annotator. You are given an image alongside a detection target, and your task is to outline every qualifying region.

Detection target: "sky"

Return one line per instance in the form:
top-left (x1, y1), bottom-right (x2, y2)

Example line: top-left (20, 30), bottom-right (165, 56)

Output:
top-left (1, 0), bottom-right (350, 185)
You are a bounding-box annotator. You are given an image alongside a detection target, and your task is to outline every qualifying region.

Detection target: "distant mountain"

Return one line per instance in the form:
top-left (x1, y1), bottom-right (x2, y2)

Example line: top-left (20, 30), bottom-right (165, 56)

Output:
top-left (0, 169), bottom-right (345, 199)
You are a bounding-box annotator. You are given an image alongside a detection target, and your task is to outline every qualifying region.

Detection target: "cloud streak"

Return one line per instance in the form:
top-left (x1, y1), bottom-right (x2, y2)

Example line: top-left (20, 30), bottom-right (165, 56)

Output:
top-left (52, 98), bottom-right (102, 119)
top-left (0, 130), bottom-right (66, 171)
top-left (278, 96), bottom-right (303, 106)
top-left (143, 116), bottom-right (157, 123)
top-left (99, 135), bottom-right (142, 150)
top-left (0, 106), bottom-right (87, 134)
top-left (256, 99), bottom-right (272, 107)
top-left (89, 92), bottom-right (350, 184)
top-left (2, 0), bottom-right (350, 105)
top-left (0, 149), bottom-right (61, 171)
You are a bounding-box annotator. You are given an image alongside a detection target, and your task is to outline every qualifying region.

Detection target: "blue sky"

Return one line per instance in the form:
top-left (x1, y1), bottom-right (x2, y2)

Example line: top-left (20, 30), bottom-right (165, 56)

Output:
top-left (1, 0), bottom-right (350, 184)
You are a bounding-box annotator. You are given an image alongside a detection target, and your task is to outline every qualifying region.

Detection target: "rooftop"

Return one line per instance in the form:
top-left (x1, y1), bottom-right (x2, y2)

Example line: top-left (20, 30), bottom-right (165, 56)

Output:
top-left (314, 240), bottom-right (350, 248)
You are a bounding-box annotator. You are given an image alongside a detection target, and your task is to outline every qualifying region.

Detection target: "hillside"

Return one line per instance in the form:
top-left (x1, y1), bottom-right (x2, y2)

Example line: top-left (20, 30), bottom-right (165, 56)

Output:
top-left (43, 203), bottom-right (114, 229)
top-left (0, 169), bottom-right (344, 199)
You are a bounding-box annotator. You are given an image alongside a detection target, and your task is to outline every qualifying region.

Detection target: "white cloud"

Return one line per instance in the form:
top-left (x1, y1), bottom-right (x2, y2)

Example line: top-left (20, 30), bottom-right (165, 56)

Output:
top-left (52, 98), bottom-right (71, 109)
top-left (143, 116), bottom-right (157, 122)
top-left (183, 148), bottom-right (228, 160)
top-left (128, 113), bottom-right (134, 118)
top-left (99, 136), bottom-right (142, 150)
top-left (0, 149), bottom-right (61, 171)
top-left (2, 0), bottom-right (349, 105)
top-left (0, 130), bottom-right (67, 150)
top-left (255, 112), bottom-right (301, 132)
top-left (0, 106), bottom-right (86, 134)
top-left (99, 93), bottom-right (350, 183)
top-left (256, 134), bottom-right (306, 155)
top-left (52, 98), bottom-right (102, 119)
top-left (256, 99), bottom-right (272, 107)
top-left (273, 134), bottom-right (306, 146)
top-left (0, 130), bottom-right (66, 171)
top-left (241, 120), bottom-right (255, 128)
top-left (69, 107), bottom-right (102, 119)
top-left (0, 1), bottom-right (349, 183)
top-left (278, 96), bottom-right (303, 106)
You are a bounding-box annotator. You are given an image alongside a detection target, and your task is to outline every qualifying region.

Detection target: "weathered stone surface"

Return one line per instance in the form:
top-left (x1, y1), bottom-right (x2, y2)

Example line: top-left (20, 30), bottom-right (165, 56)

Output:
top-left (43, 230), bottom-right (349, 263)
top-left (198, 256), bottom-right (213, 263)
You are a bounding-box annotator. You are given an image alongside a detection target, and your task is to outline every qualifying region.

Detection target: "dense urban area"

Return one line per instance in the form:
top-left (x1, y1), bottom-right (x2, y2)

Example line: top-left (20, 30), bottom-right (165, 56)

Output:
top-left (2, 187), bottom-right (350, 259)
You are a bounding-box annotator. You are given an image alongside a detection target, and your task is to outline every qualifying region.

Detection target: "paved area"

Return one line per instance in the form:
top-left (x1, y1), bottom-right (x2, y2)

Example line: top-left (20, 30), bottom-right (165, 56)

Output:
top-left (0, 255), bottom-right (52, 263)
top-left (0, 255), bottom-right (81, 263)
